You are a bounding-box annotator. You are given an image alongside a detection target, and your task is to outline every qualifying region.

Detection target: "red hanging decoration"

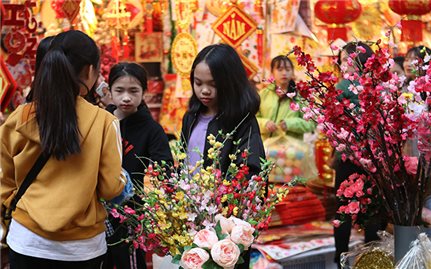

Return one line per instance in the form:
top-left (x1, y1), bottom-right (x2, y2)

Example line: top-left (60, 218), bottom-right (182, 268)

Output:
top-left (0, 57), bottom-right (18, 112)
top-left (51, 0), bottom-right (81, 22)
top-left (314, 0), bottom-right (362, 41)
top-left (389, 0), bottom-right (431, 42)
top-left (256, 27), bottom-right (263, 66)
top-left (122, 33), bottom-right (130, 59)
top-left (144, 1), bottom-right (154, 33)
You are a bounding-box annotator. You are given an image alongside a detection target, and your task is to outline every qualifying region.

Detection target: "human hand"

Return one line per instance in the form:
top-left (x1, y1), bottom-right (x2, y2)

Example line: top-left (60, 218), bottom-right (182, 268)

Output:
top-left (279, 120), bottom-right (287, 132)
top-left (266, 121), bottom-right (277, 133)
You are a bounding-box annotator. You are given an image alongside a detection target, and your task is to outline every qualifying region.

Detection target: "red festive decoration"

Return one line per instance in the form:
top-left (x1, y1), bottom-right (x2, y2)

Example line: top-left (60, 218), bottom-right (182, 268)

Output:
top-left (314, 0), bottom-right (362, 41)
top-left (0, 57), bottom-right (18, 112)
top-left (62, 0), bottom-right (81, 22)
top-left (389, 0), bottom-right (431, 42)
top-left (51, 0), bottom-right (81, 22)
top-left (256, 27), bottom-right (263, 66)
top-left (212, 5), bottom-right (257, 48)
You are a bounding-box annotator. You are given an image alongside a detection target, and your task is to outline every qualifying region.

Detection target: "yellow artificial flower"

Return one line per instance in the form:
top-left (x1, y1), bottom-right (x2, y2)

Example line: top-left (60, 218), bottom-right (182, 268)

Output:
top-left (223, 180), bottom-right (231, 186)
top-left (177, 152), bottom-right (187, 160)
top-left (402, 92), bottom-right (413, 100)
top-left (207, 134), bottom-right (216, 145)
top-left (214, 142), bottom-right (223, 149)
top-left (221, 195), bottom-right (228, 203)
top-left (222, 207), bottom-right (229, 215)
top-left (233, 206), bottom-right (239, 216)
top-left (229, 154), bottom-right (237, 161)
top-left (175, 191), bottom-right (185, 201)
top-left (159, 221), bottom-right (172, 230)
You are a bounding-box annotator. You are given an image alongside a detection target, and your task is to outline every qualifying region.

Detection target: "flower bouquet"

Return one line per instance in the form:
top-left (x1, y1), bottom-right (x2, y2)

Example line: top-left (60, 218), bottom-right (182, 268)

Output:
top-left (104, 130), bottom-right (288, 269)
top-left (288, 40), bottom-right (431, 227)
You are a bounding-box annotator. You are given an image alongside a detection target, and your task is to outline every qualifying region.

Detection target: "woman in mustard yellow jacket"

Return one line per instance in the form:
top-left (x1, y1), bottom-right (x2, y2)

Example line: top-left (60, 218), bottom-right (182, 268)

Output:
top-left (257, 55), bottom-right (315, 140)
top-left (1, 30), bottom-right (124, 269)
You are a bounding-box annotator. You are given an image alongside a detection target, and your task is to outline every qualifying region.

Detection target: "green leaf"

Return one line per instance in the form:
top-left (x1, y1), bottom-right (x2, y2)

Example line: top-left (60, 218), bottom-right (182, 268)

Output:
top-left (215, 221), bottom-right (223, 240)
top-left (172, 254), bottom-right (181, 264)
top-left (237, 255), bottom-right (245, 264)
top-left (219, 233), bottom-right (228, 240)
top-left (202, 259), bottom-right (223, 269)
top-left (238, 244), bottom-right (245, 253)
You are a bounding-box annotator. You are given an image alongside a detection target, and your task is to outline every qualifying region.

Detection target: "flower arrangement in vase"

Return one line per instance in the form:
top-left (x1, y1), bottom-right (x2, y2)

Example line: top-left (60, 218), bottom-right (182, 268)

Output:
top-left (288, 40), bottom-right (431, 227)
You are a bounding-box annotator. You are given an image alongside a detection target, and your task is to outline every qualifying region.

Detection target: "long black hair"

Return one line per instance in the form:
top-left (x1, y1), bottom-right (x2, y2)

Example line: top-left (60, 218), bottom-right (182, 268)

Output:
top-left (406, 46), bottom-right (431, 101)
top-left (189, 44), bottom-right (260, 131)
top-left (406, 45), bottom-right (431, 77)
top-left (32, 30), bottom-right (100, 160)
top-left (26, 35), bottom-right (55, 102)
top-left (270, 55), bottom-right (296, 93)
top-left (108, 62), bottom-right (148, 92)
top-left (337, 41), bottom-right (374, 71)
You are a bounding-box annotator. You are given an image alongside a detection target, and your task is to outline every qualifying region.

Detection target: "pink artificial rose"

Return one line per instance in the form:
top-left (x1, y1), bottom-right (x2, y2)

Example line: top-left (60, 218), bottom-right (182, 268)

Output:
top-left (215, 214), bottom-right (235, 234)
top-left (229, 216), bottom-right (252, 228)
top-left (332, 219), bottom-right (341, 228)
top-left (193, 228), bottom-right (219, 249)
top-left (210, 239), bottom-right (241, 269)
top-left (347, 201), bottom-right (360, 214)
top-left (230, 224), bottom-right (255, 250)
top-left (180, 248), bottom-right (210, 269)
top-left (343, 187), bottom-right (355, 198)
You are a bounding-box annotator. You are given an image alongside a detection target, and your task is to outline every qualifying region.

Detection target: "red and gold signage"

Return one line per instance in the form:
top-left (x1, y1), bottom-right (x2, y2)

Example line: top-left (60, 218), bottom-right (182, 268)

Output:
top-left (0, 58), bottom-right (18, 112)
top-left (171, 33), bottom-right (198, 76)
top-left (238, 51), bottom-right (258, 80)
top-left (212, 5), bottom-right (257, 48)
top-left (171, 32), bottom-right (198, 96)
top-left (2, 1), bottom-right (38, 69)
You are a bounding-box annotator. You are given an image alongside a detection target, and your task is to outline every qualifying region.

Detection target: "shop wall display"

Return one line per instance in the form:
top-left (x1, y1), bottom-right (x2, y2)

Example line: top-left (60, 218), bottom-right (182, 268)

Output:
top-left (135, 32), bottom-right (164, 62)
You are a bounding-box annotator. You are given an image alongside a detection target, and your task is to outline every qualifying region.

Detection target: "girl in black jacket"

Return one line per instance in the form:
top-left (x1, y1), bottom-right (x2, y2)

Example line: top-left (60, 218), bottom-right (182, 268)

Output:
top-left (181, 44), bottom-right (265, 178)
top-left (103, 62), bottom-right (173, 269)
top-left (181, 44), bottom-right (265, 269)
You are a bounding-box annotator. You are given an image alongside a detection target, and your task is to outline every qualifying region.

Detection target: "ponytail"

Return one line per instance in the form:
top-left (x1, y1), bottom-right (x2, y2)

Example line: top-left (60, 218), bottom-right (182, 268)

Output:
top-left (33, 48), bottom-right (81, 160)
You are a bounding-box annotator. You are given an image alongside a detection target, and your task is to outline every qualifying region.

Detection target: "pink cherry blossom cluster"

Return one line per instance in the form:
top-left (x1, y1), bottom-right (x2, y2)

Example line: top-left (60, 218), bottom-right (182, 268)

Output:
top-left (334, 173), bottom-right (381, 228)
top-left (290, 42), bottom-right (431, 226)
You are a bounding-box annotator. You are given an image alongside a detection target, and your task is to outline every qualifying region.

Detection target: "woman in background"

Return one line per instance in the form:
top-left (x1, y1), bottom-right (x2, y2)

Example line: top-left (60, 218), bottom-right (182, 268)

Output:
top-left (257, 55), bottom-right (315, 140)
top-left (1, 30), bottom-right (124, 269)
top-left (104, 62), bottom-right (173, 269)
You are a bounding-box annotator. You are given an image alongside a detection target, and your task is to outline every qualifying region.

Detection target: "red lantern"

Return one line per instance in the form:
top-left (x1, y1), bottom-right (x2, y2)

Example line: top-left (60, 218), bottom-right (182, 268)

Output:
top-left (314, 0), bottom-right (362, 41)
top-left (389, 0), bottom-right (431, 42)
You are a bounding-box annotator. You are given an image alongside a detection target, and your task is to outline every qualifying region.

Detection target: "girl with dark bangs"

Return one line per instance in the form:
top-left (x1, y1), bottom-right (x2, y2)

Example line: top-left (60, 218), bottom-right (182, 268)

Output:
top-left (181, 43), bottom-right (265, 177)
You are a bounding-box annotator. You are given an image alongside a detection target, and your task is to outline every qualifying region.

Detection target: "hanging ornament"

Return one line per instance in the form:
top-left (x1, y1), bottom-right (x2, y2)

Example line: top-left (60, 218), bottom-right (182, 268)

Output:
top-left (103, 0), bottom-right (131, 60)
top-left (254, 0), bottom-right (263, 19)
top-left (314, 0), bottom-right (362, 41)
top-left (175, 0), bottom-right (194, 31)
top-left (212, 5), bottom-right (257, 48)
top-left (51, 0), bottom-right (81, 23)
top-left (389, 0), bottom-right (431, 42)
top-left (256, 26), bottom-right (263, 66)
top-left (61, 0), bottom-right (81, 23)
top-left (171, 32), bottom-right (198, 95)
top-left (144, 0), bottom-right (154, 33)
